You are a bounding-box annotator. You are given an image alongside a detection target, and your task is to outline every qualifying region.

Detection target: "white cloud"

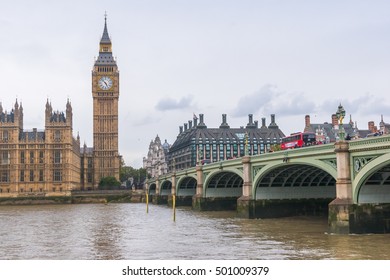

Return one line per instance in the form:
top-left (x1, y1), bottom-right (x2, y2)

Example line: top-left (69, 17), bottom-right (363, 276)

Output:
top-left (231, 85), bottom-right (316, 117)
top-left (155, 95), bottom-right (195, 111)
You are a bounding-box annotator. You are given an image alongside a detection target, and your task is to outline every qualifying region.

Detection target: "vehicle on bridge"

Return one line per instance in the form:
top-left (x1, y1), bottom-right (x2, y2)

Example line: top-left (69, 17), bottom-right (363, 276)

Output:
top-left (281, 132), bottom-right (317, 150)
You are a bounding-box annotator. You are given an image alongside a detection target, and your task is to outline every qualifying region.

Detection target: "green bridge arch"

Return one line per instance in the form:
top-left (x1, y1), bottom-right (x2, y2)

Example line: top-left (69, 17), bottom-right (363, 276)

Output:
top-left (160, 180), bottom-right (172, 196)
top-left (203, 169), bottom-right (244, 198)
top-left (176, 175), bottom-right (197, 196)
top-left (253, 160), bottom-right (337, 200)
top-left (353, 153), bottom-right (390, 203)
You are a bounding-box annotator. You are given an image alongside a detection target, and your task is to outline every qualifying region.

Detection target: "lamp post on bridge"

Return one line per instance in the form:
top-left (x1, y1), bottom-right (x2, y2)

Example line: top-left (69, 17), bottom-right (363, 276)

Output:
top-left (329, 103), bottom-right (354, 234)
top-left (197, 145), bottom-right (203, 165)
top-left (244, 132), bottom-right (249, 156)
top-left (336, 103), bottom-right (346, 141)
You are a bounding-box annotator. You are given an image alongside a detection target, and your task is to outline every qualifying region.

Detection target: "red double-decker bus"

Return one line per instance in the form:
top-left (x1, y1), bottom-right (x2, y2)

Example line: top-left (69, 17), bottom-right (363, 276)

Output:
top-left (281, 132), bottom-right (316, 150)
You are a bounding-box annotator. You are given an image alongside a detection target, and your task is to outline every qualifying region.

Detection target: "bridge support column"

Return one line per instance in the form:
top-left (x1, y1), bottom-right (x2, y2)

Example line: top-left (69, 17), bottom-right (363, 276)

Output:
top-left (168, 173), bottom-right (176, 206)
top-left (329, 141), bottom-right (354, 234)
top-left (237, 156), bottom-right (256, 218)
top-left (192, 165), bottom-right (205, 210)
top-left (152, 178), bottom-right (166, 204)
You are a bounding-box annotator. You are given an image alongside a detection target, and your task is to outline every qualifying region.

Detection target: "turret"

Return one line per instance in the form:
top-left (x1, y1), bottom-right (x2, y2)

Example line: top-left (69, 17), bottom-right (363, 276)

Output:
top-left (45, 99), bottom-right (52, 123)
top-left (100, 13), bottom-right (112, 52)
top-left (66, 99), bottom-right (73, 127)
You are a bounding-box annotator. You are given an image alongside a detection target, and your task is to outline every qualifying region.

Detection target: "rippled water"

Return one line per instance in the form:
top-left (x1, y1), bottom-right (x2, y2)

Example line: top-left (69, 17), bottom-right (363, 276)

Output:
top-left (1, 203), bottom-right (390, 260)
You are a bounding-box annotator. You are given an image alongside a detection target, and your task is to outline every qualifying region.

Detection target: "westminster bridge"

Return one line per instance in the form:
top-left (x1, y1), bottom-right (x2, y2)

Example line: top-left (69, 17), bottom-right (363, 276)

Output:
top-left (146, 135), bottom-right (390, 234)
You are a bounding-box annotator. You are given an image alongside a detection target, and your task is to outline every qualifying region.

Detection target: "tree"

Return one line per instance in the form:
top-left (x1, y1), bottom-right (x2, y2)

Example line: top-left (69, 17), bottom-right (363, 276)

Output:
top-left (119, 161), bottom-right (149, 189)
top-left (271, 144), bottom-right (282, 152)
top-left (98, 176), bottom-right (121, 189)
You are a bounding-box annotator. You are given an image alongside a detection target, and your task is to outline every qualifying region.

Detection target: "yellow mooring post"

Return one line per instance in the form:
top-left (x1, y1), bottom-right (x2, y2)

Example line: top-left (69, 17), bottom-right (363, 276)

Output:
top-left (146, 193), bottom-right (149, 214)
top-left (173, 194), bottom-right (176, 222)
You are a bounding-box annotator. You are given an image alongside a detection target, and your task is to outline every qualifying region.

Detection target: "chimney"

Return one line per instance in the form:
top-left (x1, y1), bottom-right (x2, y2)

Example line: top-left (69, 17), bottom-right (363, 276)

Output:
top-left (179, 126), bottom-right (183, 134)
top-left (368, 121), bottom-right (376, 133)
top-left (305, 115), bottom-right (311, 128)
top-left (188, 120), bottom-right (192, 129)
top-left (332, 114), bottom-right (338, 127)
top-left (220, 113), bottom-right (230, 128)
top-left (261, 118), bottom-right (267, 129)
top-left (246, 114), bottom-right (256, 128)
top-left (268, 114), bottom-right (278, 128)
top-left (193, 115), bottom-right (198, 127)
top-left (198, 113), bottom-right (207, 128)
top-left (184, 123), bottom-right (188, 131)
top-left (254, 120), bottom-right (258, 128)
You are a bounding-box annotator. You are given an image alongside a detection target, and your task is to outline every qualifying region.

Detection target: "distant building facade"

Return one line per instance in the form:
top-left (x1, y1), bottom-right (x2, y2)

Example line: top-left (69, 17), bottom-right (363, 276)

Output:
top-left (168, 113), bottom-right (285, 171)
top-left (143, 135), bottom-right (170, 178)
top-left (0, 100), bottom-right (81, 194)
top-left (0, 16), bottom-right (121, 195)
top-left (303, 112), bottom-right (389, 142)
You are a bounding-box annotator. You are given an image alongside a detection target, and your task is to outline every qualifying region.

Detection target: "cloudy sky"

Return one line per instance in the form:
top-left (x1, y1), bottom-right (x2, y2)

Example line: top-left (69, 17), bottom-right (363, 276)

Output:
top-left (2, 0), bottom-right (390, 167)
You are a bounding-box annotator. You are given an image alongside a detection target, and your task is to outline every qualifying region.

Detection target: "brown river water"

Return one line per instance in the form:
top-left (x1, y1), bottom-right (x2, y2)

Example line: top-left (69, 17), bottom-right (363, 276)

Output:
top-left (1, 203), bottom-right (390, 260)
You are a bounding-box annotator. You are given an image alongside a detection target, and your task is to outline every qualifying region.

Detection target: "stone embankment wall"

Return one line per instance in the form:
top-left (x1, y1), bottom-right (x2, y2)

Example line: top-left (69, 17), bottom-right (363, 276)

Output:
top-left (0, 190), bottom-right (145, 205)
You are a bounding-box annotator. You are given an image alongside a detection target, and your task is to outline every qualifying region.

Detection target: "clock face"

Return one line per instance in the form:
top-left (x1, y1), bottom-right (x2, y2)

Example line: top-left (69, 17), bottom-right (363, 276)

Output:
top-left (98, 76), bottom-right (113, 90)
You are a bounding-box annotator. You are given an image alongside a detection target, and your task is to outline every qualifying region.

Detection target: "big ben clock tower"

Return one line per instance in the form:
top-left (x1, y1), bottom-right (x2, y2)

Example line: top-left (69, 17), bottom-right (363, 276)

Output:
top-left (92, 15), bottom-right (120, 186)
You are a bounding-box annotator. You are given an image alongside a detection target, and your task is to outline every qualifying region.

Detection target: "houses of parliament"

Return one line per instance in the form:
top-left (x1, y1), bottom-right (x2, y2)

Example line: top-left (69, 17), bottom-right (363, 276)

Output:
top-left (0, 17), bottom-right (120, 196)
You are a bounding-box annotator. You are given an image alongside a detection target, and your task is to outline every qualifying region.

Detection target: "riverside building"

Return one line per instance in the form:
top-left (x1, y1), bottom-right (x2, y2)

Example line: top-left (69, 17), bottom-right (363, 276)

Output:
top-left (143, 135), bottom-right (171, 178)
top-left (168, 113), bottom-right (285, 171)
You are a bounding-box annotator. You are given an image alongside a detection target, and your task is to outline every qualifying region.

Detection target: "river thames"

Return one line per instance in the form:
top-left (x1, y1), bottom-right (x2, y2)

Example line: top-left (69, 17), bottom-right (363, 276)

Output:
top-left (1, 203), bottom-right (390, 260)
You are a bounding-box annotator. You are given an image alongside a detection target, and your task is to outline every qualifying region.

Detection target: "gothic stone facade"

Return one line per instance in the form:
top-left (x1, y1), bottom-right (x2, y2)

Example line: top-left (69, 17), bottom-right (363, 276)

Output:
top-left (0, 100), bottom-right (81, 195)
top-left (0, 17), bottom-right (121, 195)
top-left (91, 16), bottom-right (121, 187)
top-left (143, 135), bottom-right (170, 178)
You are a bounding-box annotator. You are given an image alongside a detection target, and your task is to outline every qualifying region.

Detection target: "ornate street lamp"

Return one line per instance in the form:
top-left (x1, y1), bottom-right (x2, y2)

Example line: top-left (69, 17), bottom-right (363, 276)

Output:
top-left (198, 145), bottom-right (203, 165)
top-left (336, 103), bottom-right (346, 141)
top-left (171, 158), bottom-right (176, 173)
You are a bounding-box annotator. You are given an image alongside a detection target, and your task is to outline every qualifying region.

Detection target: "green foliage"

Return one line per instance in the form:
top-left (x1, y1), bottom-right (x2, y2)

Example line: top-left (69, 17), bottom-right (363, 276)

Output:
top-left (271, 144), bottom-right (282, 152)
top-left (98, 176), bottom-right (121, 189)
top-left (120, 165), bottom-right (149, 188)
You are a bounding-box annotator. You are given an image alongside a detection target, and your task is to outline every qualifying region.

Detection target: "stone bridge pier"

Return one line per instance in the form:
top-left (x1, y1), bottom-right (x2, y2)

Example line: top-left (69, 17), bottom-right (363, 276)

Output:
top-left (328, 141), bottom-right (354, 234)
top-left (237, 156), bottom-right (256, 218)
top-left (329, 141), bottom-right (390, 234)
